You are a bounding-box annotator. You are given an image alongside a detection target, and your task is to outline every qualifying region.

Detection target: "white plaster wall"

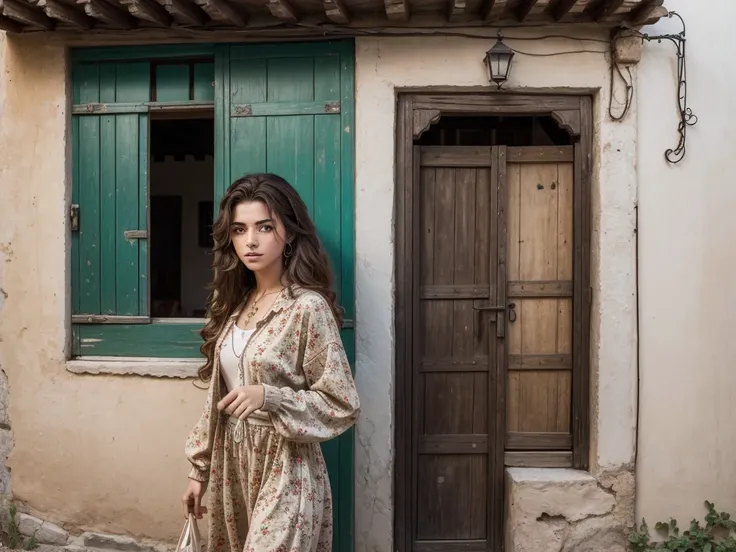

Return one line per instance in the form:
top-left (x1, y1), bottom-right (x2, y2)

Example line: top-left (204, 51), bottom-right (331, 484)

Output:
top-left (354, 32), bottom-right (639, 552)
top-left (637, 0), bottom-right (736, 525)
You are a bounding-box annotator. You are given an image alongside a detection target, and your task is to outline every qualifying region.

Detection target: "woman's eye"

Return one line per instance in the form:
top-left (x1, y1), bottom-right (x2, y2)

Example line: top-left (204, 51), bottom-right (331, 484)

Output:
top-left (232, 227), bottom-right (244, 235)
top-left (259, 225), bottom-right (273, 233)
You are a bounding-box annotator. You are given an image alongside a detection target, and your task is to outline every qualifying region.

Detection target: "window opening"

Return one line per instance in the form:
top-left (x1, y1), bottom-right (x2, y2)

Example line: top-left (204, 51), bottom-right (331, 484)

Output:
top-left (150, 116), bottom-right (214, 319)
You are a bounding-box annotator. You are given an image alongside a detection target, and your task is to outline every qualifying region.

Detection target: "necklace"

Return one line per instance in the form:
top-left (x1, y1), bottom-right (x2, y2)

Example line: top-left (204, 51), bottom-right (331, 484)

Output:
top-left (231, 287), bottom-right (283, 358)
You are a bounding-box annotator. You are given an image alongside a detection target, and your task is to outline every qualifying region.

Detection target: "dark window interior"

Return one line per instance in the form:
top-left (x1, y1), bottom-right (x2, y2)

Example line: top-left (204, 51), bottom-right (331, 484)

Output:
top-left (150, 117), bottom-right (214, 318)
top-left (414, 115), bottom-right (572, 147)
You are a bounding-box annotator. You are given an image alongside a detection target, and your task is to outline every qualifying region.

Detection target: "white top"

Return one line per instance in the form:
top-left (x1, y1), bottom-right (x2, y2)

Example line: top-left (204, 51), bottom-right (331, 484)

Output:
top-left (220, 326), bottom-right (255, 392)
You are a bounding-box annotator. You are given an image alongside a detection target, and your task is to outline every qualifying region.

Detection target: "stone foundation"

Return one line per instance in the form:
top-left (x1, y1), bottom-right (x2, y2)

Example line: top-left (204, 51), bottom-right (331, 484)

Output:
top-left (6, 512), bottom-right (175, 552)
top-left (505, 467), bottom-right (635, 552)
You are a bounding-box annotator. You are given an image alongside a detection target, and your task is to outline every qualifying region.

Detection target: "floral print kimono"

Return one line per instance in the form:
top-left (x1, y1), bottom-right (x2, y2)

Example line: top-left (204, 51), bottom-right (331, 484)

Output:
top-left (185, 286), bottom-right (360, 552)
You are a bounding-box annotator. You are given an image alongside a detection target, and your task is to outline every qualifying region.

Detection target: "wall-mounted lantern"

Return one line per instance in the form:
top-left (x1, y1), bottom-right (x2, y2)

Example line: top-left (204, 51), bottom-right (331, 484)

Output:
top-left (484, 31), bottom-right (514, 89)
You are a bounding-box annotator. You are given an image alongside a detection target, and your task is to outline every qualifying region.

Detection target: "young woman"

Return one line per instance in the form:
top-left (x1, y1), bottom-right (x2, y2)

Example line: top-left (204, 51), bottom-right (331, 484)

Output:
top-left (182, 173), bottom-right (360, 552)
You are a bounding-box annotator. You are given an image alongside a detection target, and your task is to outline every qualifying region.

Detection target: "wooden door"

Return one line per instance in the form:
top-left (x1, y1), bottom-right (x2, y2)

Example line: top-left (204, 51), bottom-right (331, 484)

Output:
top-left (505, 146), bottom-right (575, 467)
top-left (410, 145), bottom-right (575, 550)
top-left (412, 145), bottom-right (507, 552)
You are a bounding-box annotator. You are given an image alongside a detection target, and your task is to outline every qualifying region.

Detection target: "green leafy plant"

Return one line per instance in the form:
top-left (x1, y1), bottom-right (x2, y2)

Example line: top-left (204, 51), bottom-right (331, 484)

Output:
top-left (5, 504), bottom-right (38, 551)
top-left (629, 501), bottom-right (736, 552)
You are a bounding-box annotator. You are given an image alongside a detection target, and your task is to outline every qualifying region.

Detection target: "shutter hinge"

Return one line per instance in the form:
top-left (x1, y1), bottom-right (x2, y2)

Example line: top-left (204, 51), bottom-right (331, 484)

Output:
top-left (70, 204), bottom-right (80, 232)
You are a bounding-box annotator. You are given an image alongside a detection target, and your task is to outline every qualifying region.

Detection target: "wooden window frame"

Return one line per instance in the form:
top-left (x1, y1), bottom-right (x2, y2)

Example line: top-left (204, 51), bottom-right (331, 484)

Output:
top-left (69, 41), bottom-right (356, 360)
top-left (394, 91), bottom-right (593, 552)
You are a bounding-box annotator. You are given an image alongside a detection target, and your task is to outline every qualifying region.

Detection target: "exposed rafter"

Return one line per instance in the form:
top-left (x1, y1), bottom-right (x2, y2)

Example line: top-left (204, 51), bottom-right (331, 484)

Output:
top-left (324, 0), bottom-right (348, 24)
top-left (194, 0), bottom-right (246, 26)
top-left (448, 0), bottom-right (466, 22)
top-left (119, 0), bottom-right (172, 26)
top-left (37, 0), bottom-right (93, 28)
top-left (483, 0), bottom-right (507, 21)
top-left (0, 0), bottom-right (54, 29)
top-left (163, 0), bottom-right (208, 25)
top-left (0, 0), bottom-right (667, 34)
top-left (511, 0), bottom-right (550, 21)
top-left (384, 0), bottom-right (408, 21)
top-left (626, 0), bottom-right (664, 25)
top-left (79, 0), bottom-right (136, 27)
top-left (265, 0), bottom-right (297, 21)
top-left (0, 13), bottom-right (23, 31)
top-left (583, 0), bottom-right (625, 21)
top-left (546, 0), bottom-right (589, 21)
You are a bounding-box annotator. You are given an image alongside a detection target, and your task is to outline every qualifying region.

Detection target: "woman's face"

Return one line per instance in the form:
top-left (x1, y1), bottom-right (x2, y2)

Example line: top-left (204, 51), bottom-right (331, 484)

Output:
top-left (230, 200), bottom-right (289, 276)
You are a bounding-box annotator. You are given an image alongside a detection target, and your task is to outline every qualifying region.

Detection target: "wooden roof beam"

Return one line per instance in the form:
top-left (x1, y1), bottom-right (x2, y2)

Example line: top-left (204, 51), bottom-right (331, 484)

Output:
top-left (37, 0), bottom-right (93, 29)
top-left (583, 0), bottom-right (624, 21)
top-left (546, 0), bottom-right (589, 21)
top-left (0, 13), bottom-right (23, 31)
top-left (483, 0), bottom-right (507, 21)
top-left (194, 0), bottom-right (246, 27)
top-left (626, 0), bottom-right (666, 25)
top-left (513, 0), bottom-right (552, 21)
top-left (79, 0), bottom-right (136, 27)
top-left (0, 0), bottom-right (54, 28)
top-left (324, 0), bottom-right (349, 24)
top-left (163, 0), bottom-right (208, 25)
top-left (265, 0), bottom-right (297, 22)
top-left (448, 0), bottom-right (465, 21)
top-left (119, 0), bottom-right (172, 26)
top-left (384, 0), bottom-right (408, 21)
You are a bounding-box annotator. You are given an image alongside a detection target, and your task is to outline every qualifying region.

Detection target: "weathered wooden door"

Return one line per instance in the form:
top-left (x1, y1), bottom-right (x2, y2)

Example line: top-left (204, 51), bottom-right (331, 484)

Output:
top-left (412, 145), bottom-right (507, 552)
top-left (410, 144), bottom-right (574, 551)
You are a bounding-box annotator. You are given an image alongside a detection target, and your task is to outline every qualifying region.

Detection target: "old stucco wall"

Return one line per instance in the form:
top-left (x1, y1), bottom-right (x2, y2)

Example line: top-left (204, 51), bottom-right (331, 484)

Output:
top-left (0, 28), bottom-right (640, 551)
top-left (353, 33), bottom-right (639, 551)
top-left (0, 36), bottom-right (206, 541)
top-left (637, 0), bottom-right (736, 527)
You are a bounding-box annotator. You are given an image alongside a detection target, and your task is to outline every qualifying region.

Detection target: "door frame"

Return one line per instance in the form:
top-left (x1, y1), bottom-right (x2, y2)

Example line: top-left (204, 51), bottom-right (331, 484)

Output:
top-left (393, 91), bottom-right (593, 552)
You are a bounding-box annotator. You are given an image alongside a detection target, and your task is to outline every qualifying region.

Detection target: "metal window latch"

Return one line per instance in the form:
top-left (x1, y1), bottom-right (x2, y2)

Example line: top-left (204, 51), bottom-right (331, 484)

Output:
top-left (124, 230), bottom-right (148, 240)
top-left (70, 204), bottom-right (80, 232)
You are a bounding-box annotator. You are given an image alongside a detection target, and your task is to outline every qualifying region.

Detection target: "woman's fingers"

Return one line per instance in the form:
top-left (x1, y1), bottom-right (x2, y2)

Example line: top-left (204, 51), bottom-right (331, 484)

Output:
top-left (238, 404), bottom-right (255, 420)
top-left (216, 388), bottom-right (239, 411)
top-left (232, 400), bottom-right (250, 419)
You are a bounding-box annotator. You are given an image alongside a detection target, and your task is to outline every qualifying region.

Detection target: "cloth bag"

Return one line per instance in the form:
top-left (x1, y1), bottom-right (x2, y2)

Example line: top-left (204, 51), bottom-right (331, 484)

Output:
top-left (175, 514), bottom-right (202, 552)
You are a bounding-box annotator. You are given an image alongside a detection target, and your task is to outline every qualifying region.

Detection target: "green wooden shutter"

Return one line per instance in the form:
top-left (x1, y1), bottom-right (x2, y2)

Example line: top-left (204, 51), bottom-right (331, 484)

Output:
top-left (214, 41), bottom-right (355, 552)
top-left (72, 61), bottom-right (150, 321)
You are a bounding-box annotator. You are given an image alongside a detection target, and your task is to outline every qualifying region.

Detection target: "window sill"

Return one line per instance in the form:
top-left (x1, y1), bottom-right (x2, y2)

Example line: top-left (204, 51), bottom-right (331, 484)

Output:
top-left (66, 357), bottom-right (201, 379)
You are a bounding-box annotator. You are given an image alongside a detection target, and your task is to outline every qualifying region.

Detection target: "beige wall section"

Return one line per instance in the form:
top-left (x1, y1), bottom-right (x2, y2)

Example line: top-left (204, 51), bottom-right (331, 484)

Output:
top-left (636, 0), bottom-right (736, 527)
top-left (353, 33), bottom-right (639, 551)
top-left (0, 36), bottom-right (206, 540)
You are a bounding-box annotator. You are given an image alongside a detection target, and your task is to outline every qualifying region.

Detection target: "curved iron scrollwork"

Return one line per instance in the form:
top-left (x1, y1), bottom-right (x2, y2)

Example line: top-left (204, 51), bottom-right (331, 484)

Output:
top-left (638, 12), bottom-right (697, 164)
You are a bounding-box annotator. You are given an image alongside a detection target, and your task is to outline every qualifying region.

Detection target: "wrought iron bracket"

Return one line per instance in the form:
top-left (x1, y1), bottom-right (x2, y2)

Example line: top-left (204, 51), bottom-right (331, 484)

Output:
top-left (618, 12), bottom-right (697, 164)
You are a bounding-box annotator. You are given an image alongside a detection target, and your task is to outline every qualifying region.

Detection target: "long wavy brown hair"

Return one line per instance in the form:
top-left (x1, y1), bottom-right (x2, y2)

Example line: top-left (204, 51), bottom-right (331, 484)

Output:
top-left (198, 173), bottom-right (341, 382)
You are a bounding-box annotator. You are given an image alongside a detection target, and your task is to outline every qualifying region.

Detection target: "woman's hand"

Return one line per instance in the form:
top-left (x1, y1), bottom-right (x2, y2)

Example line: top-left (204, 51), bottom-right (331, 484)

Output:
top-left (217, 385), bottom-right (265, 419)
top-left (182, 479), bottom-right (208, 519)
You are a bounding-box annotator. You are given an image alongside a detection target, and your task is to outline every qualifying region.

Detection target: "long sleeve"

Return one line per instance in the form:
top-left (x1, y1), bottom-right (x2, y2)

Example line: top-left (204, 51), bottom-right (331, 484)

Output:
top-left (260, 294), bottom-right (360, 443)
top-left (184, 375), bottom-right (219, 482)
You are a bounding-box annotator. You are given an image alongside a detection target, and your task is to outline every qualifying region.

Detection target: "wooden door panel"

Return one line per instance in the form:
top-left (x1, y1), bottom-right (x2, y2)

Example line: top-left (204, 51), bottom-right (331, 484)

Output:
top-left (506, 149), bottom-right (574, 455)
top-left (414, 150), bottom-right (496, 549)
top-left (416, 455), bottom-right (488, 540)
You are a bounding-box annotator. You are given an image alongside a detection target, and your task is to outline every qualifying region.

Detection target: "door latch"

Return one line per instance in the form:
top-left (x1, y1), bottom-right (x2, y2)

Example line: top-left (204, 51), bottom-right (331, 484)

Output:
top-left (473, 302), bottom-right (517, 339)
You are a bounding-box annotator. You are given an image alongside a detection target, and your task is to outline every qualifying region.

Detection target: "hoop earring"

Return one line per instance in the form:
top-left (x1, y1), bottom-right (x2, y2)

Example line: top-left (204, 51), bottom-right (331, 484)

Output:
top-left (284, 242), bottom-right (293, 259)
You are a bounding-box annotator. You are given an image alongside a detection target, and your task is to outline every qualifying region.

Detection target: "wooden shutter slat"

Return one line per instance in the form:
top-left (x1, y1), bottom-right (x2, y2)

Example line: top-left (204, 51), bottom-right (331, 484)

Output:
top-left (72, 61), bottom-right (150, 320)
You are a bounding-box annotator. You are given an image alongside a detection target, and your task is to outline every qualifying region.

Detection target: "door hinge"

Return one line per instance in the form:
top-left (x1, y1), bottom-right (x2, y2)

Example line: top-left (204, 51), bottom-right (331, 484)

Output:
top-left (70, 204), bottom-right (80, 232)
